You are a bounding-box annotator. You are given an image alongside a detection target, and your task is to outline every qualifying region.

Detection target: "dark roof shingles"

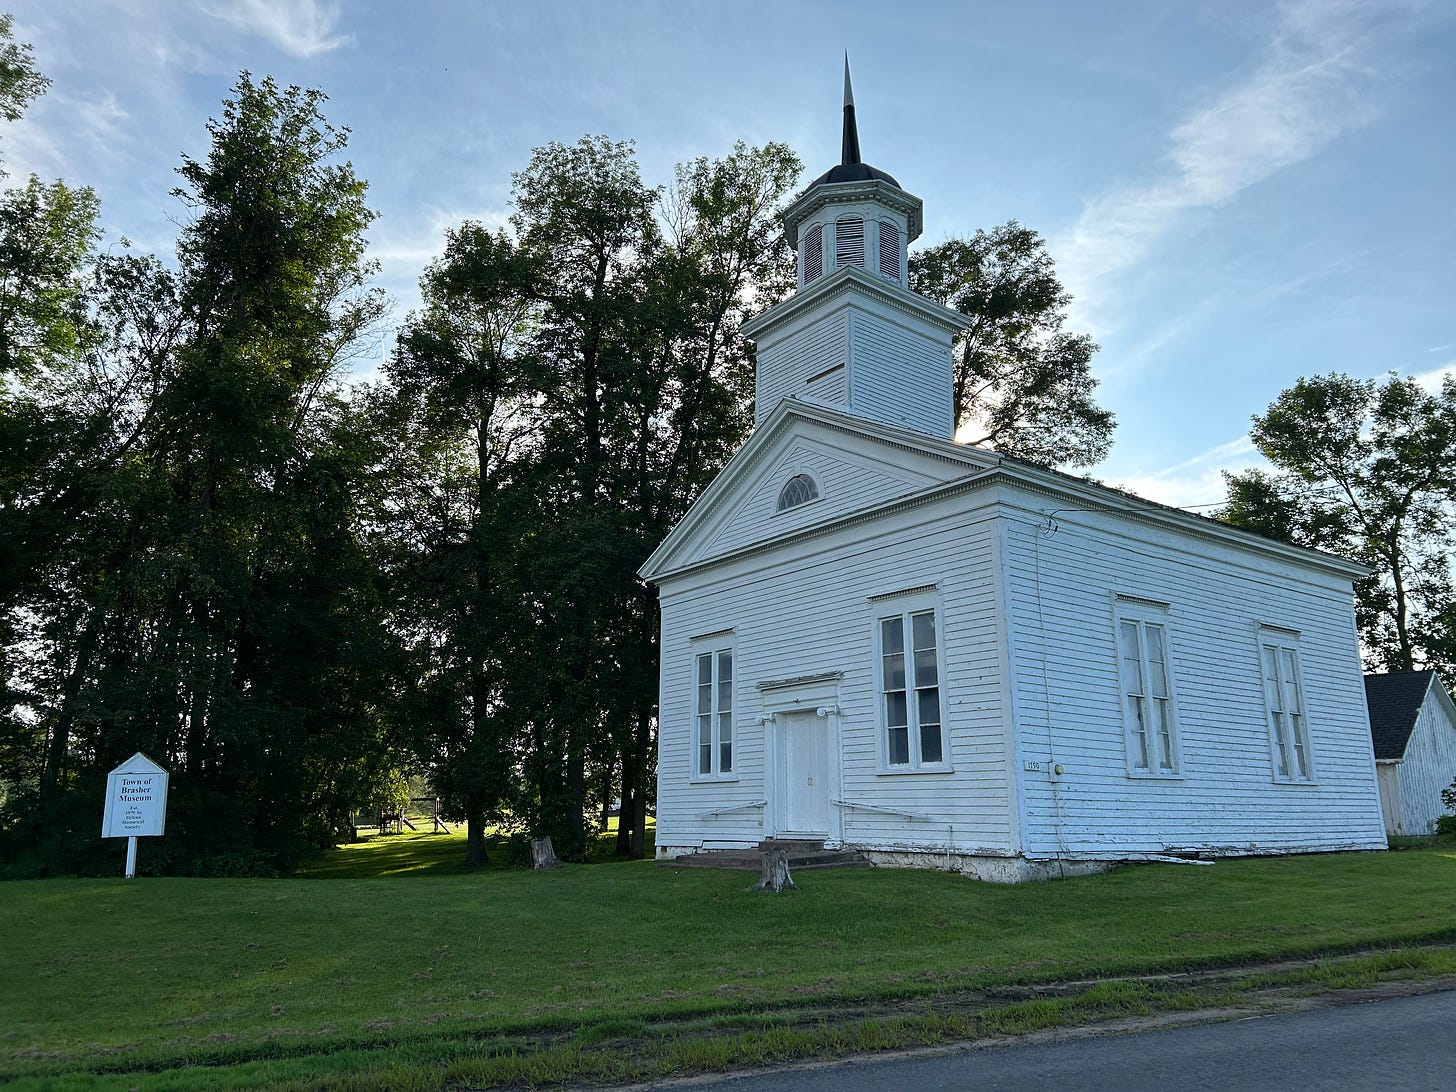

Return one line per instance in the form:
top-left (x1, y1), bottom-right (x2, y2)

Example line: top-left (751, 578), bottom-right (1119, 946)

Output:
top-left (1364, 671), bottom-right (1434, 760)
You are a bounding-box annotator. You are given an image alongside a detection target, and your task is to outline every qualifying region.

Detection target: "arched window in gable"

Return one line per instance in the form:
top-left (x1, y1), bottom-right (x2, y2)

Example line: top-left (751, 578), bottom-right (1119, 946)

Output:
top-left (776, 473), bottom-right (820, 512)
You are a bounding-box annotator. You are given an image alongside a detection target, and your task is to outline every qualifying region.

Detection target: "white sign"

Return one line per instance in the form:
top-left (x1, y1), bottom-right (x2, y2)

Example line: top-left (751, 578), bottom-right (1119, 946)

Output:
top-left (101, 752), bottom-right (169, 839)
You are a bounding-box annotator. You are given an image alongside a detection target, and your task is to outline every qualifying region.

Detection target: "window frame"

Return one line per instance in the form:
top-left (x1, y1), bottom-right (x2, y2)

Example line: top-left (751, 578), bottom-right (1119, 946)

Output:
top-left (877, 219), bottom-right (901, 280)
top-left (1256, 628), bottom-right (1316, 784)
top-left (801, 222), bottom-right (824, 286)
top-left (871, 589), bottom-right (953, 774)
top-left (834, 215), bottom-right (865, 270)
top-left (775, 472), bottom-right (821, 513)
top-left (1111, 599), bottom-right (1183, 779)
top-left (691, 639), bottom-right (737, 782)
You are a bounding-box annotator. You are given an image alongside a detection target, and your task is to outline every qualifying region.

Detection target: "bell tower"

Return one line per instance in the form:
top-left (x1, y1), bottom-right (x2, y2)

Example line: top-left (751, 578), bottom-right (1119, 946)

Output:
top-left (741, 59), bottom-right (966, 439)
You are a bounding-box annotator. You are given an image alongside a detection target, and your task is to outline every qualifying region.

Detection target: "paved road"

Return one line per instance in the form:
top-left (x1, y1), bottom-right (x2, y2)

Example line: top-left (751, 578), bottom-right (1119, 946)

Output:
top-left (657, 988), bottom-right (1456, 1091)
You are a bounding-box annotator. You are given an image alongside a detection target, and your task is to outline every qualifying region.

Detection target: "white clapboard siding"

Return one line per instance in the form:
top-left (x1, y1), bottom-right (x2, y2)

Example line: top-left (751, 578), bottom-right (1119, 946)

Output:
top-left (655, 490), bottom-right (1015, 855)
top-left (846, 308), bottom-right (954, 437)
top-left (650, 411), bottom-right (1385, 869)
top-left (1394, 681), bottom-right (1456, 835)
top-left (748, 271), bottom-right (961, 440)
top-left (702, 435), bottom-right (952, 560)
top-left (656, 409), bottom-right (989, 576)
top-left (997, 486), bottom-right (1385, 856)
top-left (755, 306), bottom-right (850, 424)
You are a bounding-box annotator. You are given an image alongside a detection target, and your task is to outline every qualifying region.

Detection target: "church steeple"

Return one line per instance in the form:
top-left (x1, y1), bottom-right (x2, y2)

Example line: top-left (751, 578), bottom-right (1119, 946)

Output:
top-left (841, 55), bottom-right (861, 167)
top-left (739, 62), bottom-right (966, 439)
top-left (802, 56), bottom-right (902, 193)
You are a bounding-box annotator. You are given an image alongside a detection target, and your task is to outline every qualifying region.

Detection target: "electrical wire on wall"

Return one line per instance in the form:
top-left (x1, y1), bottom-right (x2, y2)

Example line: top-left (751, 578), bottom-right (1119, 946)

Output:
top-left (1030, 511), bottom-right (1070, 861)
top-left (1030, 504), bottom-right (1115, 871)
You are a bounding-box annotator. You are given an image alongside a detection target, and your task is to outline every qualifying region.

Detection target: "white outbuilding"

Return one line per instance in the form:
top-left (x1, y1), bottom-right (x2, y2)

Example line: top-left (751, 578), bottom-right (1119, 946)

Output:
top-left (1365, 671), bottom-right (1456, 837)
top-left (640, 69), bottom-right (1387, 880)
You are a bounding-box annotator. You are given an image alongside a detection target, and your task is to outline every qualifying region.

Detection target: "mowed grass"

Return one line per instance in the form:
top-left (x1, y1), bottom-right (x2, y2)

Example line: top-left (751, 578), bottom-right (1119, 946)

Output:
top-left (3, 840), bottom-right (1456, 1089)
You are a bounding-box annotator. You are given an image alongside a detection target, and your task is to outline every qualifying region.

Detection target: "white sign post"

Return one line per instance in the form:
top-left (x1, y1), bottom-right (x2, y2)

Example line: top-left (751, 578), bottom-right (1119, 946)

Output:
top-left (101, 752), bottom-right (169, 879)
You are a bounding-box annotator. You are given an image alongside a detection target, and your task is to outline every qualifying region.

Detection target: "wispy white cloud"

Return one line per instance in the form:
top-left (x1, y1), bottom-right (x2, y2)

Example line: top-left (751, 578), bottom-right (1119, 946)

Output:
top-left (1110, 434), bottom-right (1262, 509)
top-left (369, 205), bottom-right (512, 270)
top-left (203, 0), bottom-right (353, 59)
top-left (1410, 360), bottom-right (1456, 393)
top-left (3, 89), bottom-right (131, 181)
top-left (1056, 0), bottom-right (1427, 337)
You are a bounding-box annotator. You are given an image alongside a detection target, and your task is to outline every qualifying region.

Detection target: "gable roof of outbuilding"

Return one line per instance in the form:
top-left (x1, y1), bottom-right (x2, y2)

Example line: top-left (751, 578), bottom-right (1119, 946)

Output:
top-left (1364, 671), bottom-right (1439, 760)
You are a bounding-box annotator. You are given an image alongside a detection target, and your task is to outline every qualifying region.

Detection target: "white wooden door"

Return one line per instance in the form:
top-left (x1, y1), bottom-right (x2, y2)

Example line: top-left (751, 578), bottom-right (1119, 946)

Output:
top-left (781, 710), bottom-right (829, 835)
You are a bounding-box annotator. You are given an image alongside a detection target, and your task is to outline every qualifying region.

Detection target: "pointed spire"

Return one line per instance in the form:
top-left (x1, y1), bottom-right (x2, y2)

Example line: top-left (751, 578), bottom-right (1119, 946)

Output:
top-left (841, 53), bottom-right (861, 167)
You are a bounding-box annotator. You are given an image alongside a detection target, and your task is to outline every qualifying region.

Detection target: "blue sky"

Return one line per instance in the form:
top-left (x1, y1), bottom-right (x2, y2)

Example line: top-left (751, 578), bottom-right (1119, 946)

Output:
top-left (6, 0), bottom-right (1454, 507)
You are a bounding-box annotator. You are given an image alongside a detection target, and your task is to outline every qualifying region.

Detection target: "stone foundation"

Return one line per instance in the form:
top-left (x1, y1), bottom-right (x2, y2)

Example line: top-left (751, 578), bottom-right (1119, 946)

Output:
top-left (859, 849), bottom-right (1116, 883)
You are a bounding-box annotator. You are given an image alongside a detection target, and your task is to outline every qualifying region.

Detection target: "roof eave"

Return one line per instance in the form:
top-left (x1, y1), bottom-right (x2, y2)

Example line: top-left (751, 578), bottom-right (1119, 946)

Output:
top-left (740, 265), bottom-right (966, 341)
top-left (782, 179), bottom-right (925, 247)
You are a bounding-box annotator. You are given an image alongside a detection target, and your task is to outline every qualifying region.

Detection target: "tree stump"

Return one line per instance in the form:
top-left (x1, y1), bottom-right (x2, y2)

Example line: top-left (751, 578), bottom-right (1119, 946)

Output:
top-left (530, 836), bottom-right (560, 870)
top-left (756, 849), bottom-right (796, 892)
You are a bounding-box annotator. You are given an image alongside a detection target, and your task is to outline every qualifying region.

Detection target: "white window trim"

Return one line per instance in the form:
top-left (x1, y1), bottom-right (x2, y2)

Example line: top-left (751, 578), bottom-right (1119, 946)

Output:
top-left (1111, 600), bottom-right (1183, 779)
top-left (877, 219), bottom-right (901, 281)
top-left (1256, 627), bottom-right (1316, 785)
top-left (833, 215), bottom-right (865, 272)
top-left (800, 222), bottom-right (825, 287)
top-left (774, 469), bottom-right (822, 515)
top-left (690, 639), bottom-right (738, 782)
top-left (870, 588), bottom-right (954, 775)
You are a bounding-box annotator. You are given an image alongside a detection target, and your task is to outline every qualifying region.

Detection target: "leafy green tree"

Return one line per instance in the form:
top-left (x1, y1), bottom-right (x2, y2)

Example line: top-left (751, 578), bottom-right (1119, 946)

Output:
top-left (0, 176), bottom-right (99, 384)
top-left (606, 140), bottom-right (800, 856)
top-left (503, 136), bottom-right (661, 859)
top-left (497, 136), bottom-right (801, 859)
top-left (381, 223), bottom-right (541, 866)
top-left (2, 72), bottom-right (400, 876)
top-left (910, 221), bottom-right (1112, 468)
top-left (0, 17), bottom-right (110, 852)
top-left (0, 13), bottom-right (48, 166)
top-left (1222, 373), bottom-right (1456, 675)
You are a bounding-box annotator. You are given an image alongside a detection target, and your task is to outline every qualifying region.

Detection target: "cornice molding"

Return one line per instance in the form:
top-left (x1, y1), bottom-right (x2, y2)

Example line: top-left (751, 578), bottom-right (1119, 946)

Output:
top-left (740, 265), bottom-right (967, 341)
top-left (783, 179), bottom-right (924, 245)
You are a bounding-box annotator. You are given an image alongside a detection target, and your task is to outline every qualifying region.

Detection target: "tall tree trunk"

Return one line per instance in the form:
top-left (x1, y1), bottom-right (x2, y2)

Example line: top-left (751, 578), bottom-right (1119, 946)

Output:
top-left (465, 811), bottom-right (489, 866)
top-left (40, 616), bottom-right (101, 804)
top-left (627, 708), bottom-right (650, 859)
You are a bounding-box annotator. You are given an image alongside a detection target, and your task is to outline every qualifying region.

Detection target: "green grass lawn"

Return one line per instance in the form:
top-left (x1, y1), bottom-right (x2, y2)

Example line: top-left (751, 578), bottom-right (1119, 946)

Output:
top-left (4, 840), bottom-right (1455, 1089)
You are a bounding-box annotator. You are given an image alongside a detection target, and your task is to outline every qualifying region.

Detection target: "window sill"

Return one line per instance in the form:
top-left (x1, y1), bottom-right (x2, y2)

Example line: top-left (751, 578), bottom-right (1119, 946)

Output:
top-left (876, 764), bottom-right (955, 777)
top-left (773, 497), bottom-right (824, 518)
top-left (1126, 771), bottom-right (1185, 781)
top-left (690, 775), bottom-right (740, 784)
top-left (1271, 776), bottom-right (1318, 786)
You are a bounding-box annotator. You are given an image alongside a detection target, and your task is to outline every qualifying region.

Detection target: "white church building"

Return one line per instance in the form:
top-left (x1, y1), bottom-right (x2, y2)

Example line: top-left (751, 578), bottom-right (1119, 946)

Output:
top-left (640, 70), bottom-right (1387, 881)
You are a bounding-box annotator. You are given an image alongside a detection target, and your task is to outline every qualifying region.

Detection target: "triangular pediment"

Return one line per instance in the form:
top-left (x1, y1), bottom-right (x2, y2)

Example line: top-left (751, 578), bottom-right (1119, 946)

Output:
top-left (641, 400), bottom-right (997, 581)
top-left (107, 752), bottom-right (167, 777)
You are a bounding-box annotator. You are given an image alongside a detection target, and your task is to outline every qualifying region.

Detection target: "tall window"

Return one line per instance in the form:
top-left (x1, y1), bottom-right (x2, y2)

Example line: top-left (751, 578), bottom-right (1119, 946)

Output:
top-left (695, 647), bottom-right (733, 777)
top-left (1114, 610), bottom-right (1180, 776)
top-left (802, 223), bottom-right (823, 284)
top-left (835, 217), bottom-right (865, 268)
top-left (878, 221), bottom-right (900, 280)
top-left (879, 608), bottom-right (944, 768)
top-left (1259, 636), bottom-right (1313, 782)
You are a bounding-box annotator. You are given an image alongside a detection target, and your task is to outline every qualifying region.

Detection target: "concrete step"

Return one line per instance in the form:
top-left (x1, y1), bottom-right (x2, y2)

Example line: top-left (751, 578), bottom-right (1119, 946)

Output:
top-left (659, 845), bottom-right (872, 872)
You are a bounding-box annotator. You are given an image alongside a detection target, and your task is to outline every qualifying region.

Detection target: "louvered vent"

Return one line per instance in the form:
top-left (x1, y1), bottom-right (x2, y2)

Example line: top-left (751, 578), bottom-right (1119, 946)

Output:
top-left (835, 217), bottom-right (865, 268)
top-left (879, 221), bottom-right (900, 280)
top-left (803, 223), bottom-right (823, 284)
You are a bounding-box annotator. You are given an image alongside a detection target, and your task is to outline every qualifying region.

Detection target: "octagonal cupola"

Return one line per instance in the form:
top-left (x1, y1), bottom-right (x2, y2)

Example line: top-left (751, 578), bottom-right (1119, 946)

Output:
top-left (740, 60), bottom-right (966, 439)
top-left (784, 58), bottom-right (923, 292)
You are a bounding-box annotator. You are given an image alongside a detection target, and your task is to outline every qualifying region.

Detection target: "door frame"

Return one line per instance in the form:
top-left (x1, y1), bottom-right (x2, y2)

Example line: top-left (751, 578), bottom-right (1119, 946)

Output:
top-left (757, 671), bottom-right (844, 846)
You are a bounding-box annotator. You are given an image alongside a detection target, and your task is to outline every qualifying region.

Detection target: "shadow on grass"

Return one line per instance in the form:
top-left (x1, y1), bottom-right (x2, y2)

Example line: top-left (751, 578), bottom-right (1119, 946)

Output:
top-left (296, 825), bottom-right (656, 879)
